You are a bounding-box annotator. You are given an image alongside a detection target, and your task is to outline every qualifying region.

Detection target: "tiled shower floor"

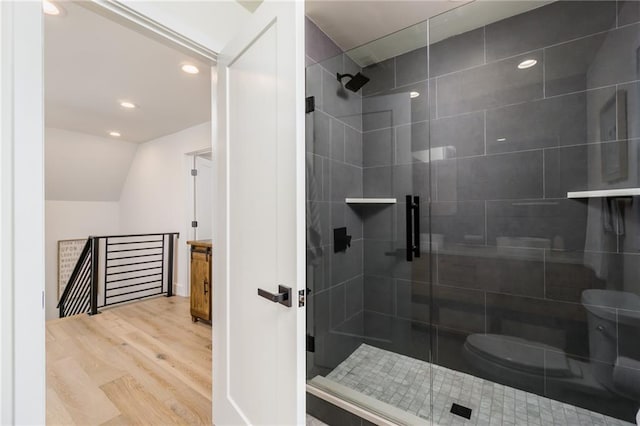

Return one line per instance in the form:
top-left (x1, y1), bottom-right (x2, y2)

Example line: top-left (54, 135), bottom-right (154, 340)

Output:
top-left (324, 344), bottom-right (634, 426)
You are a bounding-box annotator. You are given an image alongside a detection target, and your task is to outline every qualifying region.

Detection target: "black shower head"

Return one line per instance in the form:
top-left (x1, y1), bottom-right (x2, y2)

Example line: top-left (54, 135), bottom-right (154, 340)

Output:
top-left (337, 72), bottom-right (370, 92)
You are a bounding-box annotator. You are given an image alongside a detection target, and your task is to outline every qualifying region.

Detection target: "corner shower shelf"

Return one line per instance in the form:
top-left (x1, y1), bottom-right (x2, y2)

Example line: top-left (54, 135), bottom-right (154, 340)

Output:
top-left (345, 198), bottom-right (397, 204)
top-left (567, 188), bottom-right (640, 198)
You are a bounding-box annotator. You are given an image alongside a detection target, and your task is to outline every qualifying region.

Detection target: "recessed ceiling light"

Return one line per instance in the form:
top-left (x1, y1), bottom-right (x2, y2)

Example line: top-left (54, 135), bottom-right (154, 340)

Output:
top-left (109, 131), bottom-right (121, 137)
top-left (120, 101), bottom-right (136, 109)
top-left (497, 137), bottom-right (507, 142)
top-left (43, 0), bottom-right (61, 16)
top-left (517, 59), bottom-right (537, 69)
top-left (181, 64), bottom-right (199, 74)
top-left (410, 91), bottom-right (420, 98)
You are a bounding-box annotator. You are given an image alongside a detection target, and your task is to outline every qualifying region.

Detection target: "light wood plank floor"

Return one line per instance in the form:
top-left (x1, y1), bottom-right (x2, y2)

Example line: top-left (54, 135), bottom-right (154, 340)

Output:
top-left (46, 296), bottom-right (212, 425)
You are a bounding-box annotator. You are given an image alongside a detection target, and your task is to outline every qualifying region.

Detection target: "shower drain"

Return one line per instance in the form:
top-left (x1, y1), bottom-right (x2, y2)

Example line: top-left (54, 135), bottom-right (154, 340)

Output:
top-left (450, 403), bottom-right (472, 420)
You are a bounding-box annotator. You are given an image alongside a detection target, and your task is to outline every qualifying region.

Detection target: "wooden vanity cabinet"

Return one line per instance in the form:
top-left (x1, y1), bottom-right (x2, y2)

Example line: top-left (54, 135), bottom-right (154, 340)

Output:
top-left (187, 240), bottom-right (212, 322)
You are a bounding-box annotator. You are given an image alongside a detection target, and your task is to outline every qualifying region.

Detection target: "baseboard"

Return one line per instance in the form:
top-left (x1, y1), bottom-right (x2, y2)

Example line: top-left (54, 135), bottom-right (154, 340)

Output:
top-left (174, 282), bottom-right (188, 297)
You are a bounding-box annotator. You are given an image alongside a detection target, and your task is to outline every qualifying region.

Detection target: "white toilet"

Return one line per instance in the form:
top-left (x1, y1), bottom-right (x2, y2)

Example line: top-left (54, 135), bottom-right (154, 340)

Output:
top-left (463, 290), bottom-right (640, 400)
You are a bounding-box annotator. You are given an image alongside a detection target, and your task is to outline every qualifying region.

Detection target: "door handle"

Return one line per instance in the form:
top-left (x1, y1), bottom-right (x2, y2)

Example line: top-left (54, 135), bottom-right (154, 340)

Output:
top-left (413, 196), bottom-right (420, 259)
top-left (257, 285), bottom-right (292, 307)
top-left (204, 278), bottom-right (208, 295)
top-left (405, 195), bottom-right (420, 262)
top-left (406, 195), bottom-right (413, 262)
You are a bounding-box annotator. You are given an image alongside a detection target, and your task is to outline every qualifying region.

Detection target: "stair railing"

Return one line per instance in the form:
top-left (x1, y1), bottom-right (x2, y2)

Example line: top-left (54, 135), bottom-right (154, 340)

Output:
top-left (57, 232), bottom-right (179, 318)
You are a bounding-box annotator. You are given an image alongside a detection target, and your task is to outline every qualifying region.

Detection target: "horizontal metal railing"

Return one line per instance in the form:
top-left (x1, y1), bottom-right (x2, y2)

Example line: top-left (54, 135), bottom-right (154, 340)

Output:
top-left (57, 232), bottom-right (179, 318)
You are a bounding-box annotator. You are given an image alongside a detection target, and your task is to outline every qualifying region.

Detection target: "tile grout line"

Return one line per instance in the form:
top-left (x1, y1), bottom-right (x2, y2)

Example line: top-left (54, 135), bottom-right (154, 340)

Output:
top-left (542, 148), bottom-right (546, 199)
top-left (483, 25), bottom-right (487, 65)
top-left (362, 79), bottom-right (639, 130)
top-left (543, 249), bottom-right (546, 299)
top-left (483, 109), bottom-right (487, 156)
top-left (542, 48), bottom-right (546, 99)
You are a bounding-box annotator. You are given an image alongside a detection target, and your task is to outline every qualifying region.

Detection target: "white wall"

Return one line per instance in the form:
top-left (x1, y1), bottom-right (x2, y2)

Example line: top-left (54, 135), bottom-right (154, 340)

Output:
top-left (45, 127), bottom-right (137, 201)
top-left (119, 121), bottom-right (212, 296)
top-left (44, 201), bottom-right (120, 320)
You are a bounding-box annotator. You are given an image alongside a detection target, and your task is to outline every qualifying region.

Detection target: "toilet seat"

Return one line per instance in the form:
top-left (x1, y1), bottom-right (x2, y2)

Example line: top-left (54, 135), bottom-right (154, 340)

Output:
top-left (464, 334), bottom-right (575, 378)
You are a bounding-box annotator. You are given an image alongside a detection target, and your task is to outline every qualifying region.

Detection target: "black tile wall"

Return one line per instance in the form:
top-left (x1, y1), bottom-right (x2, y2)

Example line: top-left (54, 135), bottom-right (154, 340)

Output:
top-left (364, 275), bottom-right (395, 315)
top-left (305, 17), bottom-right (342, 64)
top-left (430, 111), bottom-right (484, 158)
top-left (344, 125), bottom-right (363, 166)
top-left (362, 128), bottom-right (394, 167)
top-left (345, 275), bottom-right (364, 318)
top-left (437, 248), bottom-right (545, 298)
top-left (431, 201), bottom-right (485, 245)
top-left (395, 47), bottom-right (428, 87)
top-left (621, 81), bottom-right (640, 140)
top-left (485, 1), bottom-right (617, 61)
top-left (330, 283), bottom-right (346, 328)
top-left (545, 23), bottom-right (640, 97)
top-left (362, 58), bottom-right (395, 96)
top-left (618, 0), bottom-right (640, 26)
top-left (436, 50), bottom-right (544, 117)
top-left (435, 151), bottom-right (544, 201)
top-left (485, 199), bottom-right (590, 251)
top-left (395, 121), bottom-right (429, 165)
top-left (363, 80), bottom-right (430, 131)
top-left (544, 139), bottom-right (640, 198)
top-left (330, 118), bottom-right (345, 162)
top-left (330, 160), bottom-right (363, 201)
top-left (430, 27), bottom-right (485, 77)
top-left (361, 204), bottom-right (395, 240)
top-left (485, 87), bottom-right (615, 154)
top-left (331, 240), bottom-right (363, 287)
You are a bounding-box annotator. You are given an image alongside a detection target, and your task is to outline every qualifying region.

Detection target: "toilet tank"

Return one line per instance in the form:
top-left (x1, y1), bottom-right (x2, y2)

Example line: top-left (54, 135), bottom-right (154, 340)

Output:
top-left (582, 290), bottom-right (640, 395)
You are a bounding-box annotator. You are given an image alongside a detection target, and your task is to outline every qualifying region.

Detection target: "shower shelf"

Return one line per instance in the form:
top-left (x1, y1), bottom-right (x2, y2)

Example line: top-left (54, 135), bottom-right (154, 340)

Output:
top-left (567, 188), bottom-right (640, 198)
top-left (345, 198), bottom-right (397, 204)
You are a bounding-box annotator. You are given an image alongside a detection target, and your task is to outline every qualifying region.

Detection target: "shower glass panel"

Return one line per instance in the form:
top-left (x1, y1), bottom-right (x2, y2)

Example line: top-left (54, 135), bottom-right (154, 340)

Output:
top-left (305, 19), bottom-right (434, 424)
top-left (429, 2), bottom-right (639, 425)
top-left (306, 2), bottom-right (640, 425)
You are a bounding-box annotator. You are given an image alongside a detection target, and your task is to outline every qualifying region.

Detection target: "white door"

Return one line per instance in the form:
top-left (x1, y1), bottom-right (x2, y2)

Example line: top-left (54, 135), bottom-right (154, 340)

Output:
top-left (194, 155), bottom-right (213, 240)
top-left (213, 0), bottom-right (305, 425)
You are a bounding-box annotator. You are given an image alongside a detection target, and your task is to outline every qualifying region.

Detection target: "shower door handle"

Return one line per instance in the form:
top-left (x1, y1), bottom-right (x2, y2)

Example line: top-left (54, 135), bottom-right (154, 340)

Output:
top-left (413, 196), bottom-right (420, 259)
top-left (405, 195), bottom-right (420, 262)
top-left (257, 285), bottom-right (292, 307)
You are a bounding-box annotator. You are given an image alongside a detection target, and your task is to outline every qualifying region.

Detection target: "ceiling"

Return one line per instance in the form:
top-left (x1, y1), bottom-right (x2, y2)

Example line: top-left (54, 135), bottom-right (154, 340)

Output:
top-left (306, 1), bottom-right (550, 67)
top-left (45, 1), bottom-right (212, 144)
top-left (305, 0), bottom-right (470, 52)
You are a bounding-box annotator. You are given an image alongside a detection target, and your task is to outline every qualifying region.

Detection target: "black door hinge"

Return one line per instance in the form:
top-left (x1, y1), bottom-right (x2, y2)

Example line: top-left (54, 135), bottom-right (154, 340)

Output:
top-left (191, 168), bottom-right (198, 176)
top-left (306, 335), bottom-right (315, 352)
top-left (305, 96), bottom-right (315, 113)
top-left (191, 221), bottom-right (198, 228)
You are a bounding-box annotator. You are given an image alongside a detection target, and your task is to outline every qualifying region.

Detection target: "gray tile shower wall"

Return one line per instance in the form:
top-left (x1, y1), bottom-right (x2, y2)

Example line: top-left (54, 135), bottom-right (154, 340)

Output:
top-left (305, 18), bottom-right (366, 380)
top-left (355, 1), bottom-right (640, 422)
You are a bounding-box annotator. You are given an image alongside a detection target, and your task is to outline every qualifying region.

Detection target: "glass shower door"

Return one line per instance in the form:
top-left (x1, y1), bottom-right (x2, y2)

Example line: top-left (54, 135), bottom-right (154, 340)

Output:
top-left (305, 20), bottom-right (435, 424)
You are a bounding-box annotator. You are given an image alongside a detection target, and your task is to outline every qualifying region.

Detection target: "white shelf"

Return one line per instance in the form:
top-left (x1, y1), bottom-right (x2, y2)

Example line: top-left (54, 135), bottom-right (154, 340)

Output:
top-left (567, 188), bottom-right (640, 198)
top-left (345, 198), bottom-right (397, 204)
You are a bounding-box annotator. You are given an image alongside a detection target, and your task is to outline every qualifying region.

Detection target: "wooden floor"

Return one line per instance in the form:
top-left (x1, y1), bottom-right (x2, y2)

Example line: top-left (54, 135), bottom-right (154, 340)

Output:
top-left (46, 296), bottom-right (212, 425)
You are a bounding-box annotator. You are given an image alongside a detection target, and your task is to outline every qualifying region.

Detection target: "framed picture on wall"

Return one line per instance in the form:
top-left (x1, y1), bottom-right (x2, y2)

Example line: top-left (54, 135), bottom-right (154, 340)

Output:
top-left (600, 90), bottom-right (628, 183)
top-left (57, 239), bottom-right (87, 300)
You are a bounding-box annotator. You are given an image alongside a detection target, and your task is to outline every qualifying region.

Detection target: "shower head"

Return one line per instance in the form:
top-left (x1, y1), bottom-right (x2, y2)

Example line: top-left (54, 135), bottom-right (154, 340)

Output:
top-left (337, 72), bottom-right (370, 92)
